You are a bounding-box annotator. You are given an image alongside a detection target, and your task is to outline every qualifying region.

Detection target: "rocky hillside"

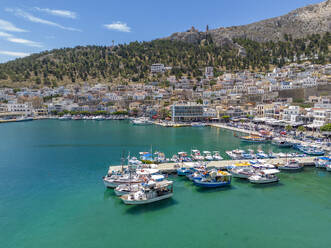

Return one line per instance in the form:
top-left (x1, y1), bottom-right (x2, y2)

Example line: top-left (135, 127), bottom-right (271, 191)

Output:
top-left (167, 0), bottom-right (331, 46)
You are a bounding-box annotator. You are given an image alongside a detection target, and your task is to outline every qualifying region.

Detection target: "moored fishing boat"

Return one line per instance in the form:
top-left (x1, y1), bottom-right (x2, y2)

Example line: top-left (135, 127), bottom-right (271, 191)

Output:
top-left (326, 164), bottom-right (331, 172)
top-left (271, 138), bottom-right (292, 148)
top-left (114, 175), bottom-right (165, 196)
top-left (203, 151), bottom-right (213, 161)
top-left (103, 174), bottom-right (144, 188)
top-left (132, 117), bottom-right (153, 125)
top-left (314, 157), bottom-right (331, 169)
top-left (120, 180), bottom-right (174, 205)
top-left (212, 151), bottom-right (223, 161)
top-left (177, 167), bottom-right (192, 176)
top-left (239, 135), bottom-right (267, 143)
top-left (230, 166), bottom-right (256, 179)
top-left (248, 169), bottom-right (280, 184)
top-left (278, 159), bottom-right (303, 171)
top-left (193, 170), bottom-right (232, 188)
top-left (191, 149), bottom-right (204, 161)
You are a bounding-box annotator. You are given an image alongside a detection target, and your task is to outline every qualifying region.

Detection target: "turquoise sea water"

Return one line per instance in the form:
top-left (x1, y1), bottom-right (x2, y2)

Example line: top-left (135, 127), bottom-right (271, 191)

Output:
top-left (0, 120), bottom-right (330, 248)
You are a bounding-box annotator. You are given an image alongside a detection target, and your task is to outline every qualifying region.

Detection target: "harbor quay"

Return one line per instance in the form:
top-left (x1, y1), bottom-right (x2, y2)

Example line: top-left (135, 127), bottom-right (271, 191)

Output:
top-left (210, 123), bottom-right (331, 153)
top-left (108, 156), bottom-right (317, 175)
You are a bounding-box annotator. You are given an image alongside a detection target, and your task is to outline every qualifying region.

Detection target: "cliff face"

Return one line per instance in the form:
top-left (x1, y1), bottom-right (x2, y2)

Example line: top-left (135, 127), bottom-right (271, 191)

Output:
top-left (167, 0), bottom-right (331, 46)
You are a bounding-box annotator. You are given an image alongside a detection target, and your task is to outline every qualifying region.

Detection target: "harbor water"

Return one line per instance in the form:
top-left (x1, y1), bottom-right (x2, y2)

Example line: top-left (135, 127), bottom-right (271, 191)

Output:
top-left (0, 120), bottom-right (330, 248)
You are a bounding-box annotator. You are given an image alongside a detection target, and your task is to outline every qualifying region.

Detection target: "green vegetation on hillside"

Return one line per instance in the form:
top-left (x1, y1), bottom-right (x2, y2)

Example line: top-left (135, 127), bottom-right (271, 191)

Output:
top-left (0, 33), bottom-right (329, 86)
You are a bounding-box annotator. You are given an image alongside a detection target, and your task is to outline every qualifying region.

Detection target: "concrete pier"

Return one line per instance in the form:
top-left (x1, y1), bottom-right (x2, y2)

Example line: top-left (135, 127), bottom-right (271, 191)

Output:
top-left (108, 156), bottom-right (317, 174)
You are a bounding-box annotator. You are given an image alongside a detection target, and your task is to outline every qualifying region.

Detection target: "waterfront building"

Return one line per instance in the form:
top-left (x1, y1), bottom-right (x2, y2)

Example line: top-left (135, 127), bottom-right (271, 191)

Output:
top-left (171, 103), bottom-right (204, 122)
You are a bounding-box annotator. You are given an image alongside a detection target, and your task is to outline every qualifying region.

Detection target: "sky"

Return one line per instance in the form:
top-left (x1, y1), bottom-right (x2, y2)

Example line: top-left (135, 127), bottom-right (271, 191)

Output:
top-left (0, 0), bottom-right (325, 63)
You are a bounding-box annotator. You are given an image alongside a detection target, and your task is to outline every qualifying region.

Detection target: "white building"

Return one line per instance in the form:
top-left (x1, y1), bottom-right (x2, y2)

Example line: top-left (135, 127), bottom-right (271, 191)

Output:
top-left (312, 108), bottom-right (331, 127)
top-left (151, 63), bottom-right (165, 73)
top-left (6, 103), bottom-right (32, 115)
top-left (205, 67), bottom-right (214, 78)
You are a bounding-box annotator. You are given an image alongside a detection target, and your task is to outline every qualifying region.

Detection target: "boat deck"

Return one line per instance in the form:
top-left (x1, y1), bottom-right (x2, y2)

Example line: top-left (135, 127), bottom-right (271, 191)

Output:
top-left (108, 156), bottom-right (317, 174)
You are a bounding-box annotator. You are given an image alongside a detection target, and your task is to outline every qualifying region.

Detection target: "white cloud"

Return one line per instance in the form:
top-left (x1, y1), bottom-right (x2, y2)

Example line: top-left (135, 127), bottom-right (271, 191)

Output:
top-left (7, 37), bottom-right (42, 47)
top-left (34, 7), bottom-right (77, 19)
top-left (0, 19), bottom-right (27, 32)
top-left (0, 31), bottom-right (13, 37)
top-left (6, 8), bottom-right (81, 32)
top-left (104, 22), bottom-right (131, 32)
top-left (0, 50), bottom-right (30, 57)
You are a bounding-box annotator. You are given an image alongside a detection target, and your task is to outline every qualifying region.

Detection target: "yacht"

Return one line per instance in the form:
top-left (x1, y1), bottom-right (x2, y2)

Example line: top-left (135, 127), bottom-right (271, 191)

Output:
top-left (120, 180), bottom-right (174, 205)
top-left (278, 159), bottom-right (303, 171)
top-left (248, 169), bottom-right (280, 184)
top-left (212, 151), bottom-right (223, 161)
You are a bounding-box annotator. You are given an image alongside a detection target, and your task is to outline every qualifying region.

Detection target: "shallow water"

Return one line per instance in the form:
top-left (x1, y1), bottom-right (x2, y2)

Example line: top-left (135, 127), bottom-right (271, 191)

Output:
top-left (0, 120), bottom-right (330, 248)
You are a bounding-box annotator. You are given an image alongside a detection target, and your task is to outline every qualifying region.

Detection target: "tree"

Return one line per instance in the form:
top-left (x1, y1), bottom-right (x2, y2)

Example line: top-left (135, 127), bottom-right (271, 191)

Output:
top-left (297, 126), bottom-right (306, 133)
top-left (285, 125), bottom-right (292, 132)
top-left (221, 115), bottom-right (230, 123)
top-left (320, 123), bottom-right (331, 132)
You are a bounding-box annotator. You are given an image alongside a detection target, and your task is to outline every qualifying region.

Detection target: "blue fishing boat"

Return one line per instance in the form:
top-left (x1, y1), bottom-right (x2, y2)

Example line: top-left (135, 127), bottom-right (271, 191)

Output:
top-left (294, 145), bottom-right (324, 156)
top-left (193, 170), bottom-right (232, 188)
top-left (177, 167), bottom-right (192, 176)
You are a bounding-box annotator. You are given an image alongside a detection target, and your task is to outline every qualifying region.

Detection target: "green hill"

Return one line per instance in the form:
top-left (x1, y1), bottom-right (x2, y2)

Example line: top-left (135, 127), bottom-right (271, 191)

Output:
top-left (0, 33), bottom-right (329, 87)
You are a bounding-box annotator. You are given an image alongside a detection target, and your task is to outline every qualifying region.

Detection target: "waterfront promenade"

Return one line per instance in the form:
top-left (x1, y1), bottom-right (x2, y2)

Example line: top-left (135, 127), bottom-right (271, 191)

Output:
top-left (211, 123), bottom-right (331, 152)
top-left (108, 156), bottom-right (316, 174)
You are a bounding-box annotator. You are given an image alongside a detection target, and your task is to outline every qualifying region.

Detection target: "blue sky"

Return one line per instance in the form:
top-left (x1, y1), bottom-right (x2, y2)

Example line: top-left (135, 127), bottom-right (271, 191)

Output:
top-left (0, 0), bottom-right (324, 62)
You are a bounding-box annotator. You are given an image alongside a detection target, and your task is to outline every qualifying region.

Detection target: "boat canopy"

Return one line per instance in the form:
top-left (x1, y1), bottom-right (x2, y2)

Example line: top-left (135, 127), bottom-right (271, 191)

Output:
top-left (319, 157), bottom-right (331, 161)
top-left (261, 169), bottom-right (280, 175)
top-left (150, 175), bottom-right (165, 181)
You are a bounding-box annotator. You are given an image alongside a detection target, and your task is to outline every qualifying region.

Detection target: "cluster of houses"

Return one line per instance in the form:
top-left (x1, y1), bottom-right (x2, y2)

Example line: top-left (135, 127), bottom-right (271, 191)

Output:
top-left (0, 62), bottom-right (330, 129)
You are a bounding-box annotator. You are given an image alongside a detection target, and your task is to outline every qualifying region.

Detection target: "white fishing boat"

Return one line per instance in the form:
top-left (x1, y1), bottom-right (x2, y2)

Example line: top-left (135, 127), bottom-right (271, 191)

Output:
top-left (120, 180), bottom-right (173, 205)
top-left (115, 183), bottom-right (143, 196)
top-left (103, 174), bottom-right (144, 188)
top-left (226, 149), bottom-right (244, 160)
top-left (212, 151), bottom-right (223, 161)
top-left (203, 151), bottom-right (213, 161)
top-left (114, 175), bottom-right (165, 196)
top-left (58, 115), bottom-right (72, 120)
top-left (191, 150), bottom-right (204, 161)
top-left (132, 117), bottom-right (152, 125)
top-left (326, 164), bottom-right (331, 172)
top-left (230, 166), bottom-right (256, 179)
top-left (249, 169), bottom-right (280, 184)
top-left (191, 122), bottom-right (206, 127)
top-left (278, 159), bottom-right (303, 171)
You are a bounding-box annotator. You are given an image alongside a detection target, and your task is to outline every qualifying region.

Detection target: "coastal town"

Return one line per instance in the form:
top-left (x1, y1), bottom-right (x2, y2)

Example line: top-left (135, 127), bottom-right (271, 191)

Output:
top-left (1, 62), bottom-right (330, 133)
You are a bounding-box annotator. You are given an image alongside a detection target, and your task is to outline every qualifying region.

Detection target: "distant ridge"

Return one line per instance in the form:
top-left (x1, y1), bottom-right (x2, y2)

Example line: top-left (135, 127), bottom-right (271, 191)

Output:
top-left (166, 0), bottom-right (331, 46)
